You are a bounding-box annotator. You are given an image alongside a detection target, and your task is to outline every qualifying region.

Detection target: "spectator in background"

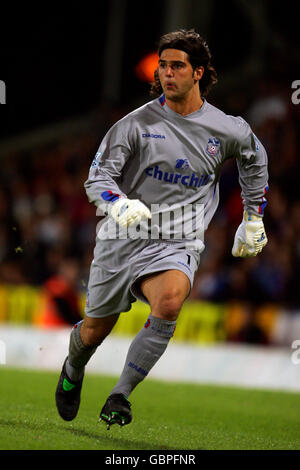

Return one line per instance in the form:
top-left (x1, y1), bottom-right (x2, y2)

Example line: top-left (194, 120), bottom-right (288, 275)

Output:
top-left (36, 258), bottom-right (83, 328)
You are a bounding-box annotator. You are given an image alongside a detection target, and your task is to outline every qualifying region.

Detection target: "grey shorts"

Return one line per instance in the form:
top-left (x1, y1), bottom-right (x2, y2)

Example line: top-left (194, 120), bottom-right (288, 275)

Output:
top-left (85, 237), bottom-right (200, 318)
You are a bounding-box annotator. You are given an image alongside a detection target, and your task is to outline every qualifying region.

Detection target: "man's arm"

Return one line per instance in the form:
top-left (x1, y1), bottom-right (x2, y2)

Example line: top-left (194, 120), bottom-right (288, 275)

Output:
top-left (230, 117), bottom-right (269, 257)
top-left (84, 120), bottom-right (150, 227)
top-left (84, 122), bottom-right (129, 214)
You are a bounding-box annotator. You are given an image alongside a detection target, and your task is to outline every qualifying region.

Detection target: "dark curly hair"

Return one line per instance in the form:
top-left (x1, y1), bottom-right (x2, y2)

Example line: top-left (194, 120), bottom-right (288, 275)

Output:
top-left (150, 29), bottom-right (217, 98)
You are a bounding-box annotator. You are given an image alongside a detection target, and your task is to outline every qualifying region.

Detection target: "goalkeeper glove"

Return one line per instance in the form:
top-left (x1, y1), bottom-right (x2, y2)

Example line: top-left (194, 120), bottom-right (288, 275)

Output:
top-left (109, 198), bottom-right (151, 228)
top-left (232, 210), bottom-right (267, 257)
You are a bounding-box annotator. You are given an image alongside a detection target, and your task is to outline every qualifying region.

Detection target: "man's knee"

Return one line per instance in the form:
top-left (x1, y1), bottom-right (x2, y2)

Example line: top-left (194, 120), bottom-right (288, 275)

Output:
top-left (151, 288), bottom-right (185, 321)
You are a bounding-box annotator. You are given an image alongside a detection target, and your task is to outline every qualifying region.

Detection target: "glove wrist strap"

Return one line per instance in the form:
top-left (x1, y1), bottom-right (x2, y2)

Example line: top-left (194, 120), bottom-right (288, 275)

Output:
top-left (243, 210), bottom-right (263, 222)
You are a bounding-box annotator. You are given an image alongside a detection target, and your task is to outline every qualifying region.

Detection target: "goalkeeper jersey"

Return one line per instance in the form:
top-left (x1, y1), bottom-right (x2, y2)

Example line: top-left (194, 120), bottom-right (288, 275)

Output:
top-left (85, 94), bottom-right (268, 245)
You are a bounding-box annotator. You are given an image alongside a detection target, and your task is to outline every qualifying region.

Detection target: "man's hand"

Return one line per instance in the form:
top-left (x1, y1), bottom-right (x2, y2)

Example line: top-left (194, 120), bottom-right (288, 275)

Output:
top-left (110, 198), bottom-right (151, 228)
top-left (232, 211), bottom-right (267, 257)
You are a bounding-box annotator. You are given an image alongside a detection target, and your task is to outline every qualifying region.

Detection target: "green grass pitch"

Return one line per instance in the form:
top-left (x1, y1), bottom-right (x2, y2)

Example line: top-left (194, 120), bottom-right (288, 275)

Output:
top-left (0, 367), bottom-right (300, 450)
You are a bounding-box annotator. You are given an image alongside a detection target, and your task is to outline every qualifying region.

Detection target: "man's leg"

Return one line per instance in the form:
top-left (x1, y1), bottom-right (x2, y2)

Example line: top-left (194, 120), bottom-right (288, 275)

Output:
top-left (66, 314), bottom-right (120, 380)
top-left (56, 313), bottom-right (119, 421)
top-left (99, 270), bottom-right (190, 427)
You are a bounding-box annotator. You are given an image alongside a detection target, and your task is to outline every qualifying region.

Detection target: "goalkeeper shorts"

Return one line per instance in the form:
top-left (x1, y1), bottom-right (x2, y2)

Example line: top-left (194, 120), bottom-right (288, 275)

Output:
top-left (84, 237), bottom-right (200, 318)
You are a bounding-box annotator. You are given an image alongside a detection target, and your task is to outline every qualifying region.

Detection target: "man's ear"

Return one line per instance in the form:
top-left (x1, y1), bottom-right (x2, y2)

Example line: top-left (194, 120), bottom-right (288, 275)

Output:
top-left (193, 66), bottom-right (204, 81)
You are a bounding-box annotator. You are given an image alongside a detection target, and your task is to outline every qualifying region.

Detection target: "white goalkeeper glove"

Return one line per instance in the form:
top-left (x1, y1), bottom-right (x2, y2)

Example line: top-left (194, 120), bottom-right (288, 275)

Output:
top-left (232, 210), bottom-right (267, 257)
top-left (109, 198), bottom-right (151, 228)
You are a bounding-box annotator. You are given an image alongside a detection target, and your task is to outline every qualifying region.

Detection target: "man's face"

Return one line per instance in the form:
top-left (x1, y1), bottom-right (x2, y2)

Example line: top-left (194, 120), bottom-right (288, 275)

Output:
top-left (158, 48), bottom-right (202, 101)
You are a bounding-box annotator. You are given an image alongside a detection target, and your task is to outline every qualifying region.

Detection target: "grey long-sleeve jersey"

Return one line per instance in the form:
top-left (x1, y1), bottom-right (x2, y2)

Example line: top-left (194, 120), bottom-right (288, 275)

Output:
top-left (85, 95), bottom-right (268, 246)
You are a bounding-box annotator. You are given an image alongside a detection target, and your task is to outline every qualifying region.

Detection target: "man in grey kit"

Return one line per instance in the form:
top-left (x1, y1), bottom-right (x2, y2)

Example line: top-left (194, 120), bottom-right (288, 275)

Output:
top-left (56, 29), bottom-right (268, 428)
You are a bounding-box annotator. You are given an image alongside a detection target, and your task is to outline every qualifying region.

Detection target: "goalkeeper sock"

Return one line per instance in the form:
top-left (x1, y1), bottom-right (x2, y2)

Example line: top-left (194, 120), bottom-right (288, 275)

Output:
top-left (66, 320), bottom-right (99, 382)
top-left (110, 314), bottom-right (176, 398)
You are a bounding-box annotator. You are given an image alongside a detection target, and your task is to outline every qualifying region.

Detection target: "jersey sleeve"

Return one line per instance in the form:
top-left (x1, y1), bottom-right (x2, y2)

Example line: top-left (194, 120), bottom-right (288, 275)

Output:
top-left (84, 118), bottom-right (134, 215)
top-left (230, 116), bottom-right (269, 217)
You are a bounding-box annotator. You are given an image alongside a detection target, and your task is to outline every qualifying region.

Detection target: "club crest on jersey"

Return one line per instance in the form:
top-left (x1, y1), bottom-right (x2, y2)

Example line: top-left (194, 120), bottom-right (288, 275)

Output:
top-left (206, 138), bottom-right (220, 157)
top-left (175, 158), bottom-right (190, 169)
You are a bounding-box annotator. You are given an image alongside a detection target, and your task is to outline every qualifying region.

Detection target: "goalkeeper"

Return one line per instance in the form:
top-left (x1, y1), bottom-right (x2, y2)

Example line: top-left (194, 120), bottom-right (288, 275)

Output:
top-left (55, 29), bottom-right (268, 428)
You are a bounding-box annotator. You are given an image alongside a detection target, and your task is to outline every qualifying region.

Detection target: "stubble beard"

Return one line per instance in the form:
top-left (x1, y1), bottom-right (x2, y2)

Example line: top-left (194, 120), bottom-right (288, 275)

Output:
top-left (163, 79), bottom-right (195, 103)
top-left (164, 87), bottom-right (187, 103)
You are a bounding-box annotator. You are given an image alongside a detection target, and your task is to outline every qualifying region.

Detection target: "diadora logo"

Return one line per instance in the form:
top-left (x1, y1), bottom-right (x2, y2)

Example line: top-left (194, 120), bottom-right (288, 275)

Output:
top-left (206, 137), bottom-right (220, 157)
top-left (175, 158), bottom-right (190, 169)
top-left (142, 133), bottom-right (166, 139)
top-left (145, 165), bottom-right (213, 188)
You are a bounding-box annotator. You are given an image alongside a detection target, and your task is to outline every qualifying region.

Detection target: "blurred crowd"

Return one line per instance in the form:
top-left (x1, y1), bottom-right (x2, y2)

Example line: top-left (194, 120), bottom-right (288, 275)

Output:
top-left (0, 77), bottom-right (299, 321)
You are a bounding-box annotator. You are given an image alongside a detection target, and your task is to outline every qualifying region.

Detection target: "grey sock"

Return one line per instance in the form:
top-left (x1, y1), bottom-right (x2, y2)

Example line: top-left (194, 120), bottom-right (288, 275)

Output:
top-left (110, 314), bottom-right (176, 398)
top-left (66, 320), bottom-right (99, 382)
